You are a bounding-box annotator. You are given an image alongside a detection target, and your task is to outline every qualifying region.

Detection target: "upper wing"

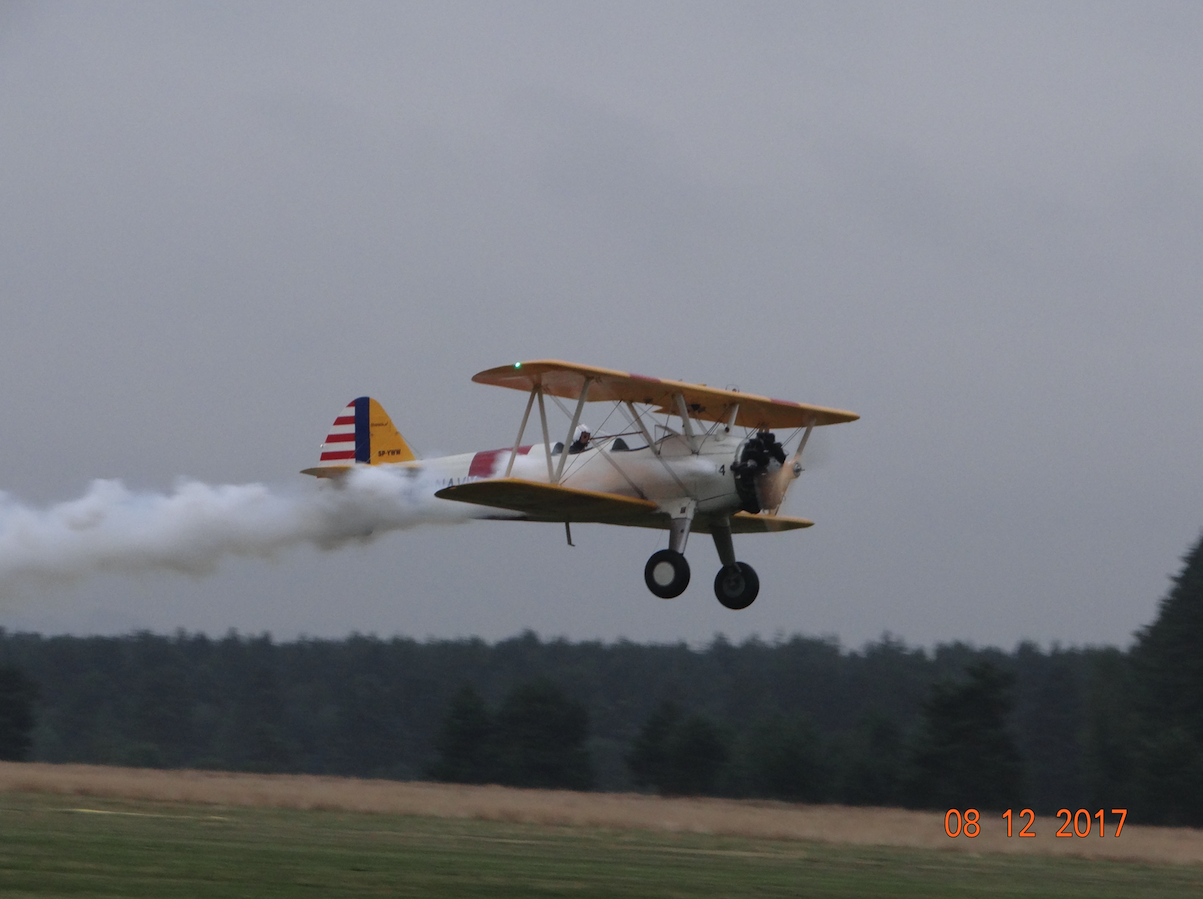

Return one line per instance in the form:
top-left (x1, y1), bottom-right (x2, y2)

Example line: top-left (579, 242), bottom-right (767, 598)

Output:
top-left (471, 360), bottom-right (858, 430)
top-left (435, 478), bottom-right (661, 525)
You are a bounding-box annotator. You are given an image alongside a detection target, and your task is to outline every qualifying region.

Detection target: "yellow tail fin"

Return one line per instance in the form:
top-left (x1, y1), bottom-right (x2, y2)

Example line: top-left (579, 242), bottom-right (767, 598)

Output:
top-left (302, 396), bottom-right (417, 478)
top-left (364, 397), bottom-right (417, 463)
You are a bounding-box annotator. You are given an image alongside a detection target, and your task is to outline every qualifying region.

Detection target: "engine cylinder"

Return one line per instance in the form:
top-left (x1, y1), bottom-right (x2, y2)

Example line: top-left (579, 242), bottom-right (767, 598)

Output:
top-left (731, 432), bottom-right (786, 513)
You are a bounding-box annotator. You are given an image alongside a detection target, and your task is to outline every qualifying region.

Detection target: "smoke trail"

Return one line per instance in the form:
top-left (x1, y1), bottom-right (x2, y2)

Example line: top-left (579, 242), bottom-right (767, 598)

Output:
top-left (0, 467), bottom-right (478, 591)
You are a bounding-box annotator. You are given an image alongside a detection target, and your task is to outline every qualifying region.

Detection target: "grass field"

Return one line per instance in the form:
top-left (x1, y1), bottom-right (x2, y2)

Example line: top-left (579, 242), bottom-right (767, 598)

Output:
top-left (1, 764), bottom-right (1202, 897)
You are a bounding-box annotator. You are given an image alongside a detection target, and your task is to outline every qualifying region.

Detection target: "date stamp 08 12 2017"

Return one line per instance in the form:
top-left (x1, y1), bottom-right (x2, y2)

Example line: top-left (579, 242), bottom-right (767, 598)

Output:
top-left (944, 808), bottom-right (1128, 838)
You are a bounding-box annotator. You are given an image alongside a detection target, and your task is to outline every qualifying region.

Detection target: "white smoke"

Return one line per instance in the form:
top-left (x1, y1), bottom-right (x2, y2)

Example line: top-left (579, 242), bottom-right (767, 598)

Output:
top-left (0, 467), bottom-right (477, 591)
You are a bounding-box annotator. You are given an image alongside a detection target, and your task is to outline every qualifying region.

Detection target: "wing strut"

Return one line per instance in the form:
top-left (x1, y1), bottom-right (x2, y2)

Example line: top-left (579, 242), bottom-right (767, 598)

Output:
top-left (768, 415), bottom-right (817, 515)
top-left (536, 387), bottom-right (554, 481)
top-left (620, 399), bottom-right (691, 495)
top-left (504, 387), bottom-right (538, 478)
top-left (793, 417), bottom-right (816, 464)
top-left (624, 401), bottom-right (658, 455)
top-left (673, 392), bottom-right (699, 454)
top-left (622, 399), bottom-right (695, 495)
top-left (596, 445), bottom-right (647, 499)
top-left (554, 377), bottom-right (592, 483)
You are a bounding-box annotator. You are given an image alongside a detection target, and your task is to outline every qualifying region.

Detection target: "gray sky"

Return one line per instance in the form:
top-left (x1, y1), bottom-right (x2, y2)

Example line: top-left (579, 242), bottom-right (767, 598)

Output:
top-left (2, 1), bottom-right (1201, 649)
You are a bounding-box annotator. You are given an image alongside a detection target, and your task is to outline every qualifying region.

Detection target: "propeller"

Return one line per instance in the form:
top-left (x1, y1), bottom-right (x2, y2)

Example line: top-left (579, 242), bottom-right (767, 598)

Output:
top-left (763, 420), bottom-right (815, 516)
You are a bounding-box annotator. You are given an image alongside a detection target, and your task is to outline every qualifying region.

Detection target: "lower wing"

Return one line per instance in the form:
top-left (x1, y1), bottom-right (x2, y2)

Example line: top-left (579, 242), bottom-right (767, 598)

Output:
top-left (435, 479), bottom-right (812, 533)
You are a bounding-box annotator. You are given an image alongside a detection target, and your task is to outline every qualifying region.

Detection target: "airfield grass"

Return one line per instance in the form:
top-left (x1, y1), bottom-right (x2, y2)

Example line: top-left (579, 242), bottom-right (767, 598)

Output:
top-left (2, 792), bottom-right (1203, 899)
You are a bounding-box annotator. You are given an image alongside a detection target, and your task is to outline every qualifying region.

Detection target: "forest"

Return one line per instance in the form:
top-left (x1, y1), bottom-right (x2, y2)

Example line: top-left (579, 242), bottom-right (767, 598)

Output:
top-left (0, 532), bottom-right (1200, 827)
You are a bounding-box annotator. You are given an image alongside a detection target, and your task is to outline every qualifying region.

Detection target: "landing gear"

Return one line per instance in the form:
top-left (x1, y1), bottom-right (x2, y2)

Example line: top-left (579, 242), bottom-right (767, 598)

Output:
top-left (644, 549), bottom-right (690, 598)
top-left (710, 520), bottom-right (758, 609)
top-left (641, 512), bottom-right (759, 608)
top-left (714, 562), bottom-right (759, 610)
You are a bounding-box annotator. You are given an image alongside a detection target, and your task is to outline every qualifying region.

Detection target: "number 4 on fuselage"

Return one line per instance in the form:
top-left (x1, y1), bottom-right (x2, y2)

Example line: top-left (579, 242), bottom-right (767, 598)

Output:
top-left (302, 360), bottom-right (858, 610)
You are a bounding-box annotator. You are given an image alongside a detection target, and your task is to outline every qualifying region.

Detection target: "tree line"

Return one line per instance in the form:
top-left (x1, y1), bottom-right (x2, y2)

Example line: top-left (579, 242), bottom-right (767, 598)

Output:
top-left (1, 533), bottom-right (1201, 826)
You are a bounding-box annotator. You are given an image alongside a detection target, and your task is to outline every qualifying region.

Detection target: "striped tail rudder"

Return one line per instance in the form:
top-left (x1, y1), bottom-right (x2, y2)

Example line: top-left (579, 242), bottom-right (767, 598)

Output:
top-left (319, 397), bottom-right (366, 463)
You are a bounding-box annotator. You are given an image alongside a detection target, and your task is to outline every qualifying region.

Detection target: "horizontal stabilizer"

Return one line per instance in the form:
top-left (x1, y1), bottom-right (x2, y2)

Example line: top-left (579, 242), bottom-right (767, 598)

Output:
top-left (436, 478), bottom-right (660, 525)
top-left (300, 466), bottom-right (352, 480)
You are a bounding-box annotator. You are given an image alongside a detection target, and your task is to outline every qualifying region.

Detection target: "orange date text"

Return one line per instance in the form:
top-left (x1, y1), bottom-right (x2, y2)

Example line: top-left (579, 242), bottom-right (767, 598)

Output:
top-left (943, 809), bottom-right (1128, 838)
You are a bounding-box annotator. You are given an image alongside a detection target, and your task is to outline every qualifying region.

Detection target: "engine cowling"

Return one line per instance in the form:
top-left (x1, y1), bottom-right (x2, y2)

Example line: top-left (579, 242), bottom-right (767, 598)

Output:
top-left (731, 432), bottom-right (787, 513)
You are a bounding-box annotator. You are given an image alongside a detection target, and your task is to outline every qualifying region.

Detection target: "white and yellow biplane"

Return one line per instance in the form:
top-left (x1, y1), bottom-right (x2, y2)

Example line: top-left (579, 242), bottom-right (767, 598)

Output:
top-left (303, 361), bottom-right (858, 610)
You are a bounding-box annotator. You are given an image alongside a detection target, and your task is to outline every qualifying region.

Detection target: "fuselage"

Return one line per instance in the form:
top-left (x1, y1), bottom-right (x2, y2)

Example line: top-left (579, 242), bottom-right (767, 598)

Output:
top-left (406, 430), bottom-right (749, 520)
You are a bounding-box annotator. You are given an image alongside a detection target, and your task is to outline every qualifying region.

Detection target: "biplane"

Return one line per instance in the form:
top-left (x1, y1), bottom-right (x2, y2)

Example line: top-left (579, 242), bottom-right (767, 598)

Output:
top-left (303, 361), bottom-right (858, 609)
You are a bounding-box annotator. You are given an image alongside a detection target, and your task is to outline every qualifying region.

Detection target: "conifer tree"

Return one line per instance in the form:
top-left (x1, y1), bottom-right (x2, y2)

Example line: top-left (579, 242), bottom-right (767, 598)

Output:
top-left (0, 665), bottom-right (37, 762)
top-left (492, 679), bottom-right (593, 790)
top-left (1081, 648), bottom-right (1138, 810)
top-left (1131, 532), bottom-right (1203, 824)
top-left (1133, 533), bottom-right (1203, 739)
top-left (837, 712), bottom-right (904, 806)
top-left (903, 661), bottom-right (1024, 810)
top-left (428, 684), bottom-right (494, 784)
top-left (627, 701), bottom-right (729, 796)
top-left (626, 700), bottom-right (680, 792)
top-left (744, 714), bottom-right (826, 802)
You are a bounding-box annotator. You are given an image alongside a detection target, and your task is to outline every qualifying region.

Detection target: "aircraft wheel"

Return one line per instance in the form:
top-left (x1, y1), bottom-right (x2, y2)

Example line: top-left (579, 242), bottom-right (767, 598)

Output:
top-left (714, 563), bottom-right (759, 610)
top-left (644, 549), bottom-right (690, 598)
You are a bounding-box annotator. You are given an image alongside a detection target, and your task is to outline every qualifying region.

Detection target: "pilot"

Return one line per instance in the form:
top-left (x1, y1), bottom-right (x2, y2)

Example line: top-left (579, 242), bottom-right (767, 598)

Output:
top-left (569, 424), bottom-right (592, 454)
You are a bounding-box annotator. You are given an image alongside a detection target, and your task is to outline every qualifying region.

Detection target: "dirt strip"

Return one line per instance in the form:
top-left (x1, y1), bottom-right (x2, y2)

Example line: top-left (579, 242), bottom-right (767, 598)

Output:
top-left (1, 761), bottom-right (1200, 866)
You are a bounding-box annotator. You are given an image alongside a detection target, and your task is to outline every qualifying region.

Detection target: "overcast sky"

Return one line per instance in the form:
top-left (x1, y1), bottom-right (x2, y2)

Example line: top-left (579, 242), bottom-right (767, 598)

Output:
top-left (2, 1), bottom-right (1201, 649)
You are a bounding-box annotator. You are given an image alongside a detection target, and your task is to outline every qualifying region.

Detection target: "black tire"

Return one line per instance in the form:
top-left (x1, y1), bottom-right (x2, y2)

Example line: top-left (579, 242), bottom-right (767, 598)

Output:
top-left (644, 549), bottom-right (690, 598)
top-left (714, 562), bottom-right (759, 610)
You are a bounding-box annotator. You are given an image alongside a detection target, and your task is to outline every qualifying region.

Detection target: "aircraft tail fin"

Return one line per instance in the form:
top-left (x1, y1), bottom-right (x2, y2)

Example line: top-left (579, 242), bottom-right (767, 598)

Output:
top-left (302, 396), bottom-right (417, 478)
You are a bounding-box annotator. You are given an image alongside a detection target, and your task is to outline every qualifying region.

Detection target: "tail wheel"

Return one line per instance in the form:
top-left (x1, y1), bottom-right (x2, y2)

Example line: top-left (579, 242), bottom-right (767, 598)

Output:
top-left (714, 563), bottom-right (759, 610)
top-left (644, 549), bottom-right (690, 598)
